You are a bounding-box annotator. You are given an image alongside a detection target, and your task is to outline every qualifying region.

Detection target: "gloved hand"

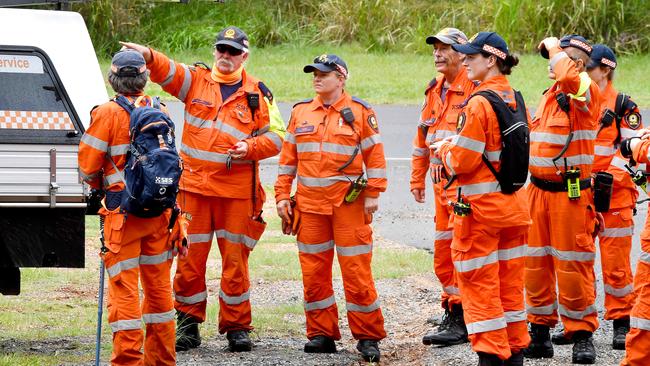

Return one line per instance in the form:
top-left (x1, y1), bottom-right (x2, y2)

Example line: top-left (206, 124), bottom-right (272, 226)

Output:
top-left (169, 209), bottom-right (190, 257)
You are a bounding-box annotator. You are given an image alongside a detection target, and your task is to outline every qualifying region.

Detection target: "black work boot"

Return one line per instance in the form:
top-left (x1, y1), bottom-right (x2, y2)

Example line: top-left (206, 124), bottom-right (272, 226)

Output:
top-left (304, 335), bottom-right (337, 353)
top-left (612, 318), bottom-right (630, 350)
top-left (422, 304), bottom-right (468, 346)
top-left (226, 330), bottom-right (253, 352)
top-left (175, 311), bottom-right (201, 351)
top-left (523, 323), bottom-right (554, 359)
top-left (477, 352), bottom-right (504, 366)
top-left (551, 326), bottom-right (573, 345)
top-left (572, 331), bottom-right (596, 364)
top-left (504, 350), bottom-right (524, 366)
top-left (422, 307), bottom-right (451, 345)
top-left (357, 339), bottom-right (380, 362)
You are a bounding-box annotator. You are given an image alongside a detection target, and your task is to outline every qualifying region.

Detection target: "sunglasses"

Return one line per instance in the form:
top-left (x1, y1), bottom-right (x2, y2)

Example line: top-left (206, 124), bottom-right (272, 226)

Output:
top-left (216, 44), bottom-right (244, 56)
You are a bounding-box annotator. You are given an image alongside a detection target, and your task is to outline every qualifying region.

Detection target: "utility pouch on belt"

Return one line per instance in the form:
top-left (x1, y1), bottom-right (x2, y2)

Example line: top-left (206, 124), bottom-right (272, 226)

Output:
top-left (565, 168), bottom-right (581, 200)
top-left (593, 172), bottom-right (613, 212)
top-left (344, 175), bottom-right (367, 203)
top-left (452, 187), bottom-right (471, 216)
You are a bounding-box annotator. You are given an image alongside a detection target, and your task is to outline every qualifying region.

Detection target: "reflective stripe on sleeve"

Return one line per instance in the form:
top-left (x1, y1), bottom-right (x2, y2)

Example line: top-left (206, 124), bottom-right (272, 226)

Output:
top-left (160, 59), bottom-right (176, 86)
top-left (631, 316), bottom-right (650, 331)
top-left (278, 164), bottom-right (297, 176)
top-left (285, 132), bottom-right (296, 144)
top-left (361, 135), bottom-right (382, 150)
top-left (81, 133), bottom-right (108, 152)
top-left (451, 135), bottom-right (485, 154)
top-left (595, 145), bottom-right (616, 156)
top-left (177, 64), bottom-right (192, 101)
top-left (366, 168), bottom-right (386, 179)
top-left (109, 144), bottom-right (130, 156)
top-left (443, 286), bottom-right (460, 295)
top-left (640, 249), bottom-right (650, 264)
top-left (264, 131), bottom-right (284, 150)
top-left (412, 147), bottom-right (428, 157)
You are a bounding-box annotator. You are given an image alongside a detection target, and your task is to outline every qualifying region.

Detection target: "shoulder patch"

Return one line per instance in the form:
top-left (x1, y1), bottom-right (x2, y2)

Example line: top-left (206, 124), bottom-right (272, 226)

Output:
top-left (258, 81), bottom-right (274, 104)
top-left (367, 114), bottom-right (379, 132)
top-left (351, 96), bottom-right (372, 109)
top-left (625, 112), bottom-right (642, 130)
top-left (293, 98), bottom-right (313, 108)
top-left (193, 62), bottom-right (211, 70)
top-left (456, 112), bottom-right (466, 132)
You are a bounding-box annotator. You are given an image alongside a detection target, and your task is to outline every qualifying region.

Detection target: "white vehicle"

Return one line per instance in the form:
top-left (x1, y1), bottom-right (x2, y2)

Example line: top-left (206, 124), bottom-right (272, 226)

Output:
top-left (0, 7), bottom-right (108, 294)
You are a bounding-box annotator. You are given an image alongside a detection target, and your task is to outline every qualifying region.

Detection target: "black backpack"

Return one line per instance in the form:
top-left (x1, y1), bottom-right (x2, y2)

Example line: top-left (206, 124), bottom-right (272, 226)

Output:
top-left (470, 90), bottom-right (529, 194)
top-left (111, 95), bottom-right (182, 217)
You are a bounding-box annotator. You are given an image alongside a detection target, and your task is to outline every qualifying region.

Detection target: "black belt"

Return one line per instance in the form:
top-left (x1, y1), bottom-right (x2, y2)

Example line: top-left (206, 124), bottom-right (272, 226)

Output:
top-left (530, 176), bottom-right (591, 192)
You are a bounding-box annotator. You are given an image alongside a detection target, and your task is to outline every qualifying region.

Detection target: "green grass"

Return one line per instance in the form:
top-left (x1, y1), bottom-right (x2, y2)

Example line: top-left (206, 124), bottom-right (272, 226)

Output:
top-left (100, 45), bottom-right (650, 107)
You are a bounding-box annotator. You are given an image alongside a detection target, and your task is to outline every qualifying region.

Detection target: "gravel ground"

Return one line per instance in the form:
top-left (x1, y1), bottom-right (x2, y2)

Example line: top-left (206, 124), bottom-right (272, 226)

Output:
top-left (176, 236), bottom-right (629, 366)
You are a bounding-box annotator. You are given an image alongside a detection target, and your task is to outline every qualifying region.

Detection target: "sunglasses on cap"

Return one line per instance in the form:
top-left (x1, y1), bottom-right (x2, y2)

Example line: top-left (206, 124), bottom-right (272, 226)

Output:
top-left (216, 44), bottom-right (244, 56)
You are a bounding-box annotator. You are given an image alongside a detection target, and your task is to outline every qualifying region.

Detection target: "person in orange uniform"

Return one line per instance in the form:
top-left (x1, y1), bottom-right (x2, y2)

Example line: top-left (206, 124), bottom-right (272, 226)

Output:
top-left (410, 27), bottom-right (475, 346)
top-left (121, 26), bottom-right (286, 352)
top-left (552, 44), bottom-right (643, 349)
top-left (78, 50), bottom-right (177, 365)
top-left (619, 131), bottom-right (650, 366)
top-left (431, 31), bottom-right (531, 366)
top-left (524, 35), bottom-right (602, 364)
top-left (275, 54), bottom-right (387, 362)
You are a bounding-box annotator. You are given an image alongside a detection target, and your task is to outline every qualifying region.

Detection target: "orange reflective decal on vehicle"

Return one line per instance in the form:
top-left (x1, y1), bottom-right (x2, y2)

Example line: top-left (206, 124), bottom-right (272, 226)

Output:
top-left (0, 110), bottom-right (74, 130)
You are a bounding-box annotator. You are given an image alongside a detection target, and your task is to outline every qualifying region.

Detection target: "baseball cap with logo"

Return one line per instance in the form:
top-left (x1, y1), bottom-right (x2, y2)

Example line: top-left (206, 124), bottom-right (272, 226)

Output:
top-left (426, 27), bottom-right (468, 45)
top-left (587, 44), bottom-right (617, 69)
top-left (214, 26), bottom-right (250, 53)
top-left (452, 31), bottom-right (510, 60)
top-left (303, 54), bottom-right (349, 79)
top-left (111, 49), bottom-right (146, 77)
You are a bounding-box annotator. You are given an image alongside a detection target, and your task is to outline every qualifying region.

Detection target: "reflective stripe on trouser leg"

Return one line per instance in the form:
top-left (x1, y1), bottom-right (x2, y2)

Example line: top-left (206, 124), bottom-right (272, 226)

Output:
top-left (452, 216), bottom-right (527, 360)
top-left (174, 191), bottom-right (213, 322)
top-left (433, 188), bottom-right (460, 308)
top-left (216, 197), bottom-right (256, 334)
top-left (621, 256), bottom-right (650, 366)
top-left (333, 200), bottom-right (386, 341)
top-left (498, 227), bottom-right (531, 352)
top-left (598, 208), bottom-right (635, 320)
top-left (141, 224), bottom-right (176, 366)
top-left (525, 185), bottom-right (559, 327)
top-left (297, 210), bottom-right (340, 340)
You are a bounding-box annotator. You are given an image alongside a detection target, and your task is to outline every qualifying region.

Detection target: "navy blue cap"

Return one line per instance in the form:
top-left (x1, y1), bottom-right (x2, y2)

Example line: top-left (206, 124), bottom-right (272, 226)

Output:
top-left (303, 54), bottom-right (349, 79)
top-left (452, 32), bottom-right (509, 60)
top-left (587, 44), bottom-right (617, 69)
top-left (111, 50), bottom-right (146, 77)
top-left (215, 26), bottom-right (249, 52)
top-left (559, 34), bottom-right (593, 55)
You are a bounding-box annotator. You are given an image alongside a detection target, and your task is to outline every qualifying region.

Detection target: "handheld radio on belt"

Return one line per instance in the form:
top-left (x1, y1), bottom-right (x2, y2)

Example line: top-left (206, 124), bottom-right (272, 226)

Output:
top-left (337, 107), bottom-right (368, 203)
top-left (452, 187), bottom-right (471, 216)
top-left (247, 92), bottom-right (262, 218)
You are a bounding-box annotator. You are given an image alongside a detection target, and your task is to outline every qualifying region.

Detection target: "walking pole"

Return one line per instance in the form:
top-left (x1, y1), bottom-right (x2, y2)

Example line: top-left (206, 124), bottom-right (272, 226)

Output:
top-left (95, 216), bottom-right (109, 366)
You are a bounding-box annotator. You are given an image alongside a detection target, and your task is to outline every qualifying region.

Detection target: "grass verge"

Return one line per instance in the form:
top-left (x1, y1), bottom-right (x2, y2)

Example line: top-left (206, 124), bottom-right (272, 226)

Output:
top-left (99, 45), bottom-right (650, 107)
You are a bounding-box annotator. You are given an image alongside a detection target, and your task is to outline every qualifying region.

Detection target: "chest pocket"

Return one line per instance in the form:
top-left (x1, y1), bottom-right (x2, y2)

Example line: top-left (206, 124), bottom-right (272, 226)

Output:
top-left (295, 122), bottom-right (321, 161)
top-left (187, 100), bottom-right (215, 128)
top-left (330, 125), bottom-right (361, 164)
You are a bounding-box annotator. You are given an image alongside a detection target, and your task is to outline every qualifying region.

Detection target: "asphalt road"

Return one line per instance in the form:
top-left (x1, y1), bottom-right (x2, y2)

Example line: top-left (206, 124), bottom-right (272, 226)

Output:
top-left (167, 101), bottom-right (650, 312)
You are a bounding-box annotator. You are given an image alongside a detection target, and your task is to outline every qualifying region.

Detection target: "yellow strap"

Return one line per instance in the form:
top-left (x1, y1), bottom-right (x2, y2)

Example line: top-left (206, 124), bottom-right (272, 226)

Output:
top-left (567, 72), bottom-right (591, 102)
top-left (265, 96), bottom-right (286, 139)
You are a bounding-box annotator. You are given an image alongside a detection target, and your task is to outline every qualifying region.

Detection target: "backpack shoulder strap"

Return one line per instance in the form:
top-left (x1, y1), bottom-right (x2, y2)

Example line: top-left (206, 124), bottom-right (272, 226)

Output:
top-left (113, 95), bottom-right (135, 114)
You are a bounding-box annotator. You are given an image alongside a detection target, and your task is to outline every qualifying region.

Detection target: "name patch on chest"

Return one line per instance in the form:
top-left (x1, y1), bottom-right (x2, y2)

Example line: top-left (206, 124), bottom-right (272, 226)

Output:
top-left (295, 125), bottom-right (315, 134)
